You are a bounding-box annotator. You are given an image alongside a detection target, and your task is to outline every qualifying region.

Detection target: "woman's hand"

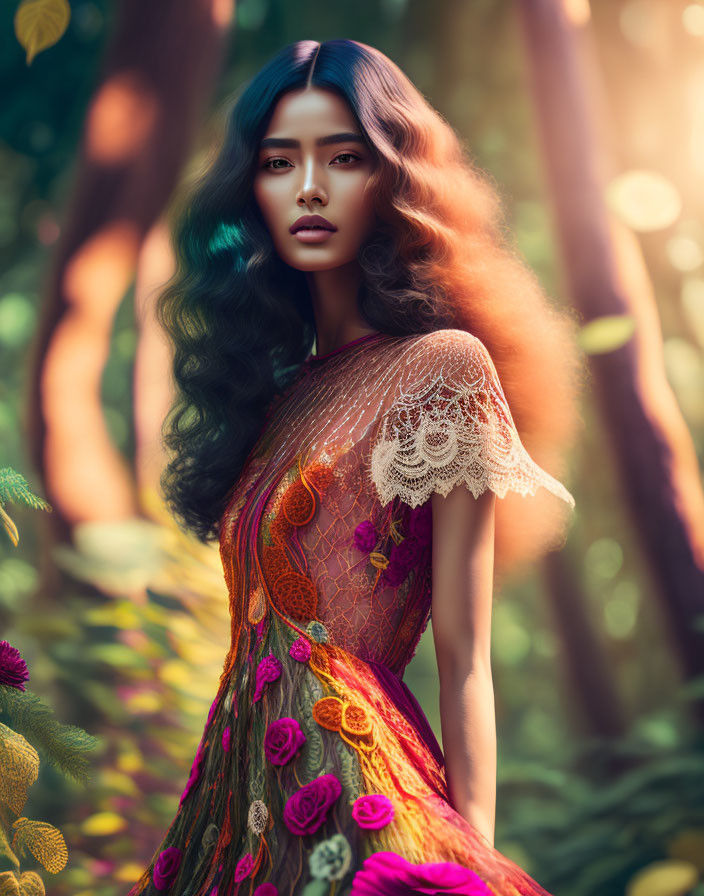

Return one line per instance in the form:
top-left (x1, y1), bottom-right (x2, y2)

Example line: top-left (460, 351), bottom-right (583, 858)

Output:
top-left (430, 485), bottom-right (497, 848)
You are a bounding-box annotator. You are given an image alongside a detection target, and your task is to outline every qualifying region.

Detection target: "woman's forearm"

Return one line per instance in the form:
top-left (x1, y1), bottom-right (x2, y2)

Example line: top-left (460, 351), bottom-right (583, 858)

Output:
top-left (437, 658), bottom-right (497, 848)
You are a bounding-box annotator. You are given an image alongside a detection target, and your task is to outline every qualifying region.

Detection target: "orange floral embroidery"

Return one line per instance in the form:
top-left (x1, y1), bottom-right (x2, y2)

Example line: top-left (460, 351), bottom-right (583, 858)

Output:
top-left (271, 570), bottom-right (317, 622)
top-left (259, 455), bottom-right (337, 633)
top-left (341, 702), bottom-right (372, 737)
top-left (312, 696), bottom-right (378, 755)
top-left (312, 696), bottom-right (343, 731)
top-left (281, 477), bottom-right (316, 527)
top-left (305, 464), bottom-right (335, 494)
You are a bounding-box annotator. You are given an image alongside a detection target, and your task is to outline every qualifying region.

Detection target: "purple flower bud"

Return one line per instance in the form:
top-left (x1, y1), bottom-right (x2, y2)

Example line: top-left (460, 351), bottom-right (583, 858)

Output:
top-left (353, 520), bottom-right (378, 554)
top-left (0, 640), bottom-right (29, 691)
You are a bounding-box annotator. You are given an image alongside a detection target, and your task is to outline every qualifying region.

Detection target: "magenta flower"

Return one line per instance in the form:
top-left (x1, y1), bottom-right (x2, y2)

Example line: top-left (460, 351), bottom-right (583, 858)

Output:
top-left (222, 726), bottom-right (231, 752)
top-left (0, 640), bottom-right (29, 691)
top-left (152, 846), bottom-right (182, 891)
top-left (254, 885), bottom-right (278, 896)
top-left (235, 852), bottom-right (254, 882)
top-left (264, 717), bottom-right (307, 766)
top-left (283, 773), bottom-right (342, 836)
top-left (352, 794), bottom-right (395, 830)
top-left (393, 535), bottom-right (421, 568)
top-left (253, 653), bottom-right (282, 702)
top-left (409, 502), bottom-right (432, 544)
top-left (353, 520), bottom-right (378, 553)
top-left (289, 637), bottom-right (312, 663)
top-left (350, 851), bottom-right (493, 896)
top-left (381, 536), bottom-right (422, 588)
top-left (381, 560), bottom-right (408, 589)
top-left (179, 739), bottom-right (207, 807)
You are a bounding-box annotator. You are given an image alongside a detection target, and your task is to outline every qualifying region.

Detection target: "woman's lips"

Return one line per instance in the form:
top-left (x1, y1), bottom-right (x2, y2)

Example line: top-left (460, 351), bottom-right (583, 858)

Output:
top-left (293, 227), bottom-right (336, 244)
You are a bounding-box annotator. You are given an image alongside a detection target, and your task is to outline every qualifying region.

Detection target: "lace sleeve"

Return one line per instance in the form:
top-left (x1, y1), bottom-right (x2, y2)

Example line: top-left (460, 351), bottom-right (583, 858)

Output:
top-left (369, 330), bottom-right (576, 510)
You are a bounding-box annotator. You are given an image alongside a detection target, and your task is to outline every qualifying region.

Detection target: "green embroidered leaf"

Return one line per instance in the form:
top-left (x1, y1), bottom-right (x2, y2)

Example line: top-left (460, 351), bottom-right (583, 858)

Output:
top-left (335, 736), bottom-right (364, 798)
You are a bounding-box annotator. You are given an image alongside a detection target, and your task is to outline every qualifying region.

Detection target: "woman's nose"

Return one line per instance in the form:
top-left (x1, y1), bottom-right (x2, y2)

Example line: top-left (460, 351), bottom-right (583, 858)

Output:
top-left (296, 158), bottom-right (327, 205)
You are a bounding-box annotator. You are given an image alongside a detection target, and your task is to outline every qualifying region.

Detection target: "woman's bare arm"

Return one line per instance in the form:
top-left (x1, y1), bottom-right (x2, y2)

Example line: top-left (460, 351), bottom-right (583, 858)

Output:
top-left (430, 486), bottom-right (497, 848)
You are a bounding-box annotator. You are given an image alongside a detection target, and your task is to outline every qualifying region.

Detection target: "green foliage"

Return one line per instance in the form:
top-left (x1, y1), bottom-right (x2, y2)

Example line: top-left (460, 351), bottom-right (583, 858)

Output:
top-left (0, 468), bottom-right (51, 512)
top-left (0, 685), bottom-right (101, 786)
top-left (498, 687), bottom-right (704, 896)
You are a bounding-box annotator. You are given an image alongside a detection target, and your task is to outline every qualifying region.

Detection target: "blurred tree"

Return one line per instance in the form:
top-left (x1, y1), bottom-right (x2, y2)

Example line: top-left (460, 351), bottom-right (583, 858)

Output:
top-left (516, 0), bottom-right (704, 716)
top-left (25, 0), bottom-right (235, 600)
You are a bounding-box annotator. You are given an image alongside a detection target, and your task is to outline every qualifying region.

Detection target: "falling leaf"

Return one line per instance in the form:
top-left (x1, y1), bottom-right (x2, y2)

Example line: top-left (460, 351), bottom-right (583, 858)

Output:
top-left (626, 859), bottom-right (699, 896)
top-left (79, 811), bottom-right (128, 836)
top-left (14, 0), bottom-right (71, 66)
top-left (578, 315), bottom-right (635, 354)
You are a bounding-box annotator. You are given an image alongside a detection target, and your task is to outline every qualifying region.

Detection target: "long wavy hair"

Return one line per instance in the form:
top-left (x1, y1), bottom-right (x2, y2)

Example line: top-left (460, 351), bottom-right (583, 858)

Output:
top-left (157, 38), bottom-right (586, 577)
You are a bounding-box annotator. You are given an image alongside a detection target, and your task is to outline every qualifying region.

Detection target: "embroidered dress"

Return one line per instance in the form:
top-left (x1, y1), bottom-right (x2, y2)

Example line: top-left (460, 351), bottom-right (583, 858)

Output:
top-left (127, 328), bottom-right (575, 896)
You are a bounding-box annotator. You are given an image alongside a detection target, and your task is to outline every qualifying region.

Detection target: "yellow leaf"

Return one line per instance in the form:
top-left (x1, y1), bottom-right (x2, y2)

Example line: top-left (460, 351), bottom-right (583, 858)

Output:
top-left (0, 725), bottom-right (39, 815)
top-left (626, 860), bottom-right (699, 896)
top-left (158, 658), bottom-right (192, 687)
top-left (115, 749), bottom-right (143, 775)
top-left (0, 870), bottom-right (21, 895)
top-left (84, 600), bottom-right (142, 629)
top-left (114, 862), bottom-right (148, 883)
top-left (14, 0), bottom-right (71, 66)
top-left (125, 690), bottom-right (162, 714)
top-left (578, 314), bottom-right (636, 355)
top-left (17, 871), bottom-right (44, 896)
top-left (0, 506), bottom-right (19, 547)
top-left (95, 769), bottom-right (139, 797)
top-left (79, 811), bottom-right (127, 836)
top-left (10, 818), bottom-right (67, 874)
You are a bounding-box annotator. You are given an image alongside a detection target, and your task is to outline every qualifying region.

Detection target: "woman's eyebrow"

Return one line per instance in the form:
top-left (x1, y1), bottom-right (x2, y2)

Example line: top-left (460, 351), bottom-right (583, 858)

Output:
top-left (259, 132), bottom-right (367, 150)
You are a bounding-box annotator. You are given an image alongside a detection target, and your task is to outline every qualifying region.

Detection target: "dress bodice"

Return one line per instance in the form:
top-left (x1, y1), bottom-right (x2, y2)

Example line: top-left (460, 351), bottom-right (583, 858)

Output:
top-left (218, 328), bottom-right (574, 678)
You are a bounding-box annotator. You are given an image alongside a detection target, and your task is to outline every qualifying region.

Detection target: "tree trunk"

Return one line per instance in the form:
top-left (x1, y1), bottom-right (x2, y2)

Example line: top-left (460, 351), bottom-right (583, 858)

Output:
top-left (25, 0), bottom-right (234, 598)
top-left (515, 0), bottom-right (704, 710)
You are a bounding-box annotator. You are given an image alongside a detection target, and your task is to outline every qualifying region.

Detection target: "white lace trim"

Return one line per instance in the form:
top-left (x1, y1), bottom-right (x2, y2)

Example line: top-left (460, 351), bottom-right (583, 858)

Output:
top-left (369, 331), bottom-right (575, 509)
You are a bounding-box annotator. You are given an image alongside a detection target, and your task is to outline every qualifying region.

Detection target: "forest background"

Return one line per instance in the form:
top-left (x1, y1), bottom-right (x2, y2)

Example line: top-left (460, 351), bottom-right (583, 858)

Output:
top-left (1, 1), bottom-right (704, 895)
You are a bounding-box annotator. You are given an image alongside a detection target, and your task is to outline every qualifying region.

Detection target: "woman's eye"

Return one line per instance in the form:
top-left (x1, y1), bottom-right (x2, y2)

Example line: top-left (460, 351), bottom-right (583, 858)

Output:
top-left (332, 152), bottom-right (361, 164)
top-left (261, 153), bottom-right (361, 170)
top-left (262, 158), bottom-right (291, 170)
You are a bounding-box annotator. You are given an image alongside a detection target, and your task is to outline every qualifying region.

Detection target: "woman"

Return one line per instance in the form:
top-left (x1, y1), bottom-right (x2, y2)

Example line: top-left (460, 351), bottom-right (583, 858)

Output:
top-left (128, 39), bottom-right (583, 896)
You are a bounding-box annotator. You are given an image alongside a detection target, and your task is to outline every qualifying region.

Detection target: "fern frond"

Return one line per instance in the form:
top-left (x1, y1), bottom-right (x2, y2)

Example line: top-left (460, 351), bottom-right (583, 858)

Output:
top-left (0, 469), bottom-right (52, 513)
top-left (0, 687), bottom-right (101, 786)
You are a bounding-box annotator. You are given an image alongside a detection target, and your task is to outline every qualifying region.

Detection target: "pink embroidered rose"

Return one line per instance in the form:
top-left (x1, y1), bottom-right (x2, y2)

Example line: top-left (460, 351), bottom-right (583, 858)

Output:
top-left (353, 520), bottom-right (378, 553)
top-left (254, 885), bottom-right (278, 896)
top-left (409, 502), bottom-right (432, 544)
top-left (264, 717), bottom-right (307, 766)
top-left (289, 637), bottom-right (312, 663)
top-left (283, 773), bottom-right (342, 836)
top-left (152, 846), bottom-right (182, 891)
top-left (179, 739), bottom-right (207, 807)
top-left (235, 852), bottom-right (254, 882)
top-left (253, 653), bottom-right (282, 702)
top-left (351, 794), bottom-right (395, 830)
top-left (350, 850), bottom-right (493, 895)
top-left (222, 726), bottom-right (231, 752)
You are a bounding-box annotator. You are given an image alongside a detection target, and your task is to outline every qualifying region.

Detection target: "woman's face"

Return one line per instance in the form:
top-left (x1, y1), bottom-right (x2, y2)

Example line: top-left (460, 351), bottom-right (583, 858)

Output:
top-left (253, 87), bottom-right (377, 272)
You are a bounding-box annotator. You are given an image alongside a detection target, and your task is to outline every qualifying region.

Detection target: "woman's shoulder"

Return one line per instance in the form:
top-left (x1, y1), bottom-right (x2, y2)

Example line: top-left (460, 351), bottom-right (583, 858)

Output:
top-left (392, 328), bottom-right (498, 393)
